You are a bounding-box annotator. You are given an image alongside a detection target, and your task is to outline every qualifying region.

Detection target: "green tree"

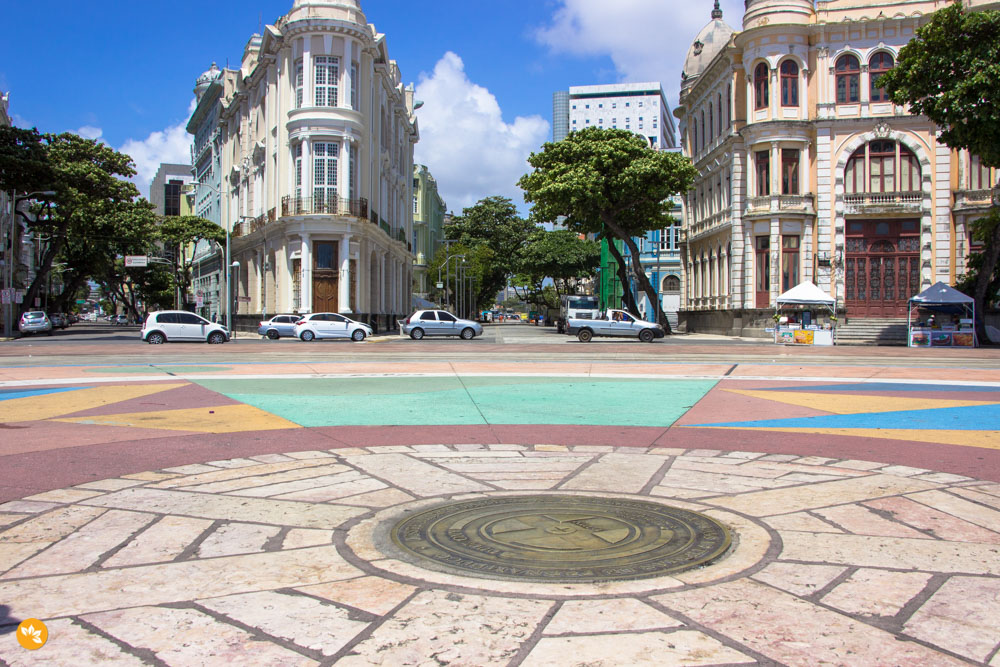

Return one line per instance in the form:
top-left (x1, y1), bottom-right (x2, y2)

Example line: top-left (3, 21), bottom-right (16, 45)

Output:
top-left (157, 215), bottom-right (225, 309)
top-left (512, 228), bottom-right (600, 310)
top-left (444, 196), bottom-right (536, 311)
top-left (880, 1), bottom-right (1000, 343)
top-left (519, 127), bottom-right (698, 332)
top-left (88, 200), bottom-right (164, 320)
top-left (18, 133), bottom-right (139, 316)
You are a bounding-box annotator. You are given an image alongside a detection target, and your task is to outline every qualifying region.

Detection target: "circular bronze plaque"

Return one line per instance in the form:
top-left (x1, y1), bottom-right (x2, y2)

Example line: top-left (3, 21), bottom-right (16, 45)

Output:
top-left (389, 495), bottom-right (731, 583)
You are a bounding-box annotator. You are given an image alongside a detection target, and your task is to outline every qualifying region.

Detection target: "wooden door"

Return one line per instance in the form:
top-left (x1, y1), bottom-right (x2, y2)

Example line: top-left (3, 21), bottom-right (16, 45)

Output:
top-left (755, 236), bottom-right (770, 308)
top-left (312, 276), bottom-right (338, 313)
top-left (845, 221), bottom-right (919, 317)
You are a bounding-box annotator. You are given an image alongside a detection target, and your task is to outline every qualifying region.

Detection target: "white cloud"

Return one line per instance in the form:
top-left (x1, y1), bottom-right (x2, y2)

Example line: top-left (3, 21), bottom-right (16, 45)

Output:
top-left (534, 0), bottom-right (744, 109)
top-left (75, 125), bottom-right (103, 140)
top-left (413, 52), bottom-right (549, 213)
top-left (119, 98), bottom-right (197, 199)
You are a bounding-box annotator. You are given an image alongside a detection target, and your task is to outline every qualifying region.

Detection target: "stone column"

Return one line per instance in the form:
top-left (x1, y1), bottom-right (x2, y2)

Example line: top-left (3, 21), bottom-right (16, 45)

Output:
top-left (301, 233), bottom-right (312, 312)
top-left (339, 234), bottom-right (352, 313)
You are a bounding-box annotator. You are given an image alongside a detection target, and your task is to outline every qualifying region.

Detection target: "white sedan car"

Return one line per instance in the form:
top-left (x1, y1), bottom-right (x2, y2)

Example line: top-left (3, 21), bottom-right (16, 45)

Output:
top-left (293, 313), bottom-right (372, 342)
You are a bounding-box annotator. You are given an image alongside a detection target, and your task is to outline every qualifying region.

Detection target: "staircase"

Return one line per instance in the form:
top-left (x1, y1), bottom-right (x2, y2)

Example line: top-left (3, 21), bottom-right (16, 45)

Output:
top-left (835, 318), bottom-right (909, 346)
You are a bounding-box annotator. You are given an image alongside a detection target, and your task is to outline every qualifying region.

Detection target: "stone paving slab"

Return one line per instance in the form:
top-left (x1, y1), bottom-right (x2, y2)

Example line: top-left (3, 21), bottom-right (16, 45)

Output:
top-left (1, 445), bottom-right (999, 666)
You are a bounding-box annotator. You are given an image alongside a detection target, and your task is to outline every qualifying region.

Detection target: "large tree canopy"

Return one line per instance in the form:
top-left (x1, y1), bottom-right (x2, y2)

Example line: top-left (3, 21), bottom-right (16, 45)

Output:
top-left (158, 215), bottom-right (226, 309)
top-left (881, 1), bottom-right (1000, 343)
top-left (443, 196), bottom-right (536, 312)
top-left (518, 127), bottom-right (697, 331)
top-left (512, 228), bottom-right (600, 311)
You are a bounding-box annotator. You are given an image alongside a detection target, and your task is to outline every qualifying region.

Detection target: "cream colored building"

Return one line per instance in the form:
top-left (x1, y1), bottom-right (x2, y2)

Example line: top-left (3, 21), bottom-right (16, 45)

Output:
top-left (676, 0), bottom-right (999, 336)
top-left (213, 0), bottom-right (418, 330)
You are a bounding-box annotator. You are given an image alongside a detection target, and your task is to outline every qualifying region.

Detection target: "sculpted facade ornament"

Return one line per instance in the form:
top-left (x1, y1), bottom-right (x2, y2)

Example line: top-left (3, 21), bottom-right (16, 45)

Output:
top-left (873, 120), bottom-right (892, 138)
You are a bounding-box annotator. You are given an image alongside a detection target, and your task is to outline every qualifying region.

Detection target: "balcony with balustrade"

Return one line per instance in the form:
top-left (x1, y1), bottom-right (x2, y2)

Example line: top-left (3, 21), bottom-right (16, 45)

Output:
top-left (744, 193), bottom-right (816, 218)
top-left (953, 187), bottom-right (1000, 213)
top-left (843, 191), bottom-right (922, 216)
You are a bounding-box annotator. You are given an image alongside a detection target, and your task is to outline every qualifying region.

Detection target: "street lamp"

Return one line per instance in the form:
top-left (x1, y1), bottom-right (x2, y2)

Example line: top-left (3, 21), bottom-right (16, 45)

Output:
top-left (437, 254), bottom-right (465, 313)
top-left (229, 261), bottom-right (240, 337)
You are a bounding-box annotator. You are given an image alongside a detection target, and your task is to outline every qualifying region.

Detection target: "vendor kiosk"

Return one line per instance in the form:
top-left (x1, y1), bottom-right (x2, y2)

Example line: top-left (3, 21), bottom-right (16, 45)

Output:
top-left (907, 282), bottom-right (977, 347)
top-left (773, 281), bottom-right (837, 346)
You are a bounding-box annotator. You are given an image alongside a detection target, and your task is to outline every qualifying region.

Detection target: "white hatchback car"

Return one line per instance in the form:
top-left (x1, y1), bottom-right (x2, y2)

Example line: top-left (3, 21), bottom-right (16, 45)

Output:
top-left (293, 313), bottom-right (372, 342)
top-left (141, 311), bottom-right (229, 344)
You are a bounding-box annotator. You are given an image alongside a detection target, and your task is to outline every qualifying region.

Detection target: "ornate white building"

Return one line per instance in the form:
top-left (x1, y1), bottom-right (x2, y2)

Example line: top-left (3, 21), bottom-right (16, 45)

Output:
top-left (204, 0), bottom-right (417, 330)
top-left (676, 0), bottom-right (999, 336)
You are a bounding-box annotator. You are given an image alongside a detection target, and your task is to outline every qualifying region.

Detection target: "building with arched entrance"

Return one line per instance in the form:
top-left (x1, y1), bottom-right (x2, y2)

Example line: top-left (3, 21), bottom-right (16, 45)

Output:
top-left (195, 0), bottom-right (417, 332)
top-left (675, 0), bottom-right (999, 336)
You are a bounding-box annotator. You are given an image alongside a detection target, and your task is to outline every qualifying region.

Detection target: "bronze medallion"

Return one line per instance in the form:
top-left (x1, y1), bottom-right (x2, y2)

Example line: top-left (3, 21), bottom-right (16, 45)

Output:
top-left (389, 495), bottom-right (731, 583)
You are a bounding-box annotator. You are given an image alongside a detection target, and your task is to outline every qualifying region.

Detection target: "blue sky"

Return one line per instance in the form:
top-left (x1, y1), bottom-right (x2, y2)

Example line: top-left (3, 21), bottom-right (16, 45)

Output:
top-left (0, 0), bottom-right (744, 210)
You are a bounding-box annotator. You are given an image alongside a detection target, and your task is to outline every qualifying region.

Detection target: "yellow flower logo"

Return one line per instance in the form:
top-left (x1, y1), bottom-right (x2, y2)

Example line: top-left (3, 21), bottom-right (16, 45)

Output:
top-left (16, 618), bottom-right (48, 650)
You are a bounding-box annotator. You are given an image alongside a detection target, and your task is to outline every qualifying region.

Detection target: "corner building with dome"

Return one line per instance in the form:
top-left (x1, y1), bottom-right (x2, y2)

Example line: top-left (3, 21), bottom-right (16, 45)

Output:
top-left (191, 0), bottom-right (418, 331)
top-left (675, 0), bottom-right (1000, 336)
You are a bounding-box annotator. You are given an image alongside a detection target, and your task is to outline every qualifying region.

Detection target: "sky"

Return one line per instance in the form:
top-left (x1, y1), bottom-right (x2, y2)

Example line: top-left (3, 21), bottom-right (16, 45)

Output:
top-left (0, 0), bottom-right (745, 212)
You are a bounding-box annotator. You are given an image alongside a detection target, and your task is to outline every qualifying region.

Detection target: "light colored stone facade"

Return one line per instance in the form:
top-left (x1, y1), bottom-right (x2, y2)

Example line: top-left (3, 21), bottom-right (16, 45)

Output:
top-left (412, 164), bottom-right (446, 298)
top-left (676, 0), bottom-right (999, 336)
top-left (205, 0), bottom-right (417, 330)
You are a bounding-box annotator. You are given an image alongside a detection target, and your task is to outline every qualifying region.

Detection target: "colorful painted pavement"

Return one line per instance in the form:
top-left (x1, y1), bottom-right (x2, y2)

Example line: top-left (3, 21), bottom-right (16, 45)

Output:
top-left (1, 360), bottom-right (1000, 665)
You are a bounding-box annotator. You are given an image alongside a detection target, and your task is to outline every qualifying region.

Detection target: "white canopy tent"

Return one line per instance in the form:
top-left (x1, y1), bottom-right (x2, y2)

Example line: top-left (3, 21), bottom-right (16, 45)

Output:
top-left (774, 281), bottom-right (837, 345)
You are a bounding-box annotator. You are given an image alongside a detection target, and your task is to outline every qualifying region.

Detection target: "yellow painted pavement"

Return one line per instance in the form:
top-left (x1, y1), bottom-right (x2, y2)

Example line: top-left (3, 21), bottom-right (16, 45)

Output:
top-left (0, 384), bottom-right (187, 423)
top-left (54, 404), bottom-right (301, 434)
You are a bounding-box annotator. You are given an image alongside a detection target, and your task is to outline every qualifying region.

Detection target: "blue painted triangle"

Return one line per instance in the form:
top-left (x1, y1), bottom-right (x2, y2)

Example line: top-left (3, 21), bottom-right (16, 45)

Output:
top-left (691, 403), bottom-right (1000, 431)
top-left (0, 386), bottom-right (90, 402)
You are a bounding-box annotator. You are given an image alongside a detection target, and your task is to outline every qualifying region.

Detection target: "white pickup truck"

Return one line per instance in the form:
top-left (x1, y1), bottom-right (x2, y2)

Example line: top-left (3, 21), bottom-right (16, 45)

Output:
top-left (565, 309), bottom-right (665, 342)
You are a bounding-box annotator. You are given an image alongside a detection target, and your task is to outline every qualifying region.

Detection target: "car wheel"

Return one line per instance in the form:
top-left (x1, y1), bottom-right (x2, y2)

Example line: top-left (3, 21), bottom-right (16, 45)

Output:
top-left (577, 329), bottom-right (593, 342)
top-left (300, 330), bottom-right (315, 342)
top-left (410, 328), bottom-right (424, 340)
top-left (147, 332), bottom-right (166, 345)
top-left (208, 331), bottom-right (227, 344)
top-left (639, 329), bottom-right (655, 343)
top-left (460, 327), bottom-right (475, 340)
top-left (352, 329), bottom-right (366, 342)
top-left (266, 329), bottom-right (280, 340)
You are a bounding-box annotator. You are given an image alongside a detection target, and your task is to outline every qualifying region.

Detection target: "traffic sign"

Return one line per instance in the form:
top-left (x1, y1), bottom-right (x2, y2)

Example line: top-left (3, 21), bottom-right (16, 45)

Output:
top-left (124, 255), bottom-right (148, 267)
top-left (1, 288), bottom-right (11, 304)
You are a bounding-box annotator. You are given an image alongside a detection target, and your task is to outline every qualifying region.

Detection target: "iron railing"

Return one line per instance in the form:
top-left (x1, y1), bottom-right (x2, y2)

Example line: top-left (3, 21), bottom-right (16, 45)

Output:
top-left (281, 196), bottom-right (369, 219)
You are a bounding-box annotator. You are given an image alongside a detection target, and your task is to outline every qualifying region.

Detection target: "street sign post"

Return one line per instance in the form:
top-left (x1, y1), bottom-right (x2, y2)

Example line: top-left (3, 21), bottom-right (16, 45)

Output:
top-left (124, 255), bottom-right (148, 268)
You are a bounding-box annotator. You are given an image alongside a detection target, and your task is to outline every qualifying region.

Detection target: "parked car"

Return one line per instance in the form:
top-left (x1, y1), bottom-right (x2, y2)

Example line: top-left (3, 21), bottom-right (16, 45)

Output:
top-left (293, 313), bottom-right (372, 342)
top-left (401, 310), bottom-right (484, 340)
top-left (140, 310), bottom-right (229, 344)
top-left (18, 311), bottom-right (53, 336)
top-left (258, 314), bottom-right (300, 339)
top-left (49, 313), bottom-right (69, 329)
top-left (566, 309), bottom-right (664, 343)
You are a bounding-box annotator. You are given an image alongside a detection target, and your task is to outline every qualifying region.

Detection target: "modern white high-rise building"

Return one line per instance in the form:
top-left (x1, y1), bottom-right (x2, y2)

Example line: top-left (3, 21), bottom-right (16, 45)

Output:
top-left (553, 82), bottom-right (677, 150)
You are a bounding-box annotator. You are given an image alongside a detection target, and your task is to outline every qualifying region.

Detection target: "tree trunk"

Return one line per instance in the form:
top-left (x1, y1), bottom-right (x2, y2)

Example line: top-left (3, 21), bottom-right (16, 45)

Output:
top-left (603, 219), bottom-right (672, 334)
top-left (604, 237), bottom-right (640, 315)
top-left (973, 211), bottom-right (1000, 346)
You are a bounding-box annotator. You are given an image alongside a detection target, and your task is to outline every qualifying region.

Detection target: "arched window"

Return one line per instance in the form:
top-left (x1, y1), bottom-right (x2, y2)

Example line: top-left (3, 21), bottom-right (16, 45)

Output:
top-left (869, 52), bottom-right (894, 103)
top-left (708, 106), bottom-right (714, 141)
top-left (845, 141), bottom-right (921, 194)
top-left (717, 93), bottom-right (723, 135)
top-left (700, 111), bottom-right (705, 152)
top-left (663, 275), bottom-right (680, 292)
top-left (754, 63), bottom-right (769, 110)
top-left (836, 54), bottom-right (860, 104)
top-left (780, 60), bottom-right (799, 107)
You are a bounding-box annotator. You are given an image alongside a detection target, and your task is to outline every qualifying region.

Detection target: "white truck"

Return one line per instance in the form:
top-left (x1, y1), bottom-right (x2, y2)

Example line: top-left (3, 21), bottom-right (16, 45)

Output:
top-left (555, 294), bottom-right (601, 333)
top-left (565, 309), bottom-right (665, 343)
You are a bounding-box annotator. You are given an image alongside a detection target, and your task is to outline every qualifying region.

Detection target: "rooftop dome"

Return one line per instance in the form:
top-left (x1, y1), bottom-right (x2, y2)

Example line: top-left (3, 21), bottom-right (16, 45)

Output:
top-left (194, 62), bottom-right (221, 101)
top-left (682, 1), bottom-right (735, 89)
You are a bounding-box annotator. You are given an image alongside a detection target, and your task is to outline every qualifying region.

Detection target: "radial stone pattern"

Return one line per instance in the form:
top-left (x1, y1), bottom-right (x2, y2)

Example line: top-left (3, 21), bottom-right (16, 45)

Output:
top-left (389, 495), bottom-right (732, 582)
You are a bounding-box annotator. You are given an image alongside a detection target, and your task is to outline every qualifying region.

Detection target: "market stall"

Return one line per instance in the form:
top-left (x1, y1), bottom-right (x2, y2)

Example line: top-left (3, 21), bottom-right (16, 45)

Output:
top-left (773, 281), bottom-right (837, 346)
top-left (907, 282), bottom-right (977, 347)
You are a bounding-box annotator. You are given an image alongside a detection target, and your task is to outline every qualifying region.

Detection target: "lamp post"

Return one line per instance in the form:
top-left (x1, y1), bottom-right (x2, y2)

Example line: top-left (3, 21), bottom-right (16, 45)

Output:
top-left (437, 254), bottom-right (465, 314)
top-left (229, 261), bottom-right (240, 337)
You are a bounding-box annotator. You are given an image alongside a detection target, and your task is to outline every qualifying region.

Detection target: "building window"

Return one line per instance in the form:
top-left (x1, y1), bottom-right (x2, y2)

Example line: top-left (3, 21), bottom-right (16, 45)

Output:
top-left (293, 144), bottom-right (303, 202)
top-left (781, 149), bottom-right (800, 195)
top-left (351, 62), bottom-right (359, 110)
top-left (295, 60), bottom-right (304, 109)
top-left (314, 56), bottom-right (339, 107)
top-left (754, 63), bottom-right (769, 110)
top-left (780, 60), bottom-right (799, 107)
top-left (836, 54), bottom-right (860, 104)
top-left (970, 154), bottom-right (994, 190)
top-left (755, 150), bottom-right (770, 196)
top-left (663, 275), bottom-right (680, 292)
top-left (781, 236), bottom-right (800, 291)
top-left (164, 180), bottom-right (182, 216)
top-left (755, 236), bottom-right (770, 306)
top-left (313, 142), bottom-right (338, 211)
top-left (292, 258), bottom-right (301, 310)
top-left (717, 93), bottom-right (722, 135)
top-left (869, 52), bottom-right (894, 103)
top-left (413, 195), bottom-right (418, 214)
top-left (845, 141), bottom-right (921, 193)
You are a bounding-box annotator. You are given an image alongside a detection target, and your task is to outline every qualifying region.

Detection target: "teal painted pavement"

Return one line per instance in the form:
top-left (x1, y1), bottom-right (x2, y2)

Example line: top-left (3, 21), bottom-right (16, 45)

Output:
top-left (194, 377), bottom-right (718, 427)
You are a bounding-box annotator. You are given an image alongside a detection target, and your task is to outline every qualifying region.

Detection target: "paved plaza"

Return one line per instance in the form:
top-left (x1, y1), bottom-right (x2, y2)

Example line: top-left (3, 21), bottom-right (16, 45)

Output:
top-left (1, 338), bottom-right (999, 665)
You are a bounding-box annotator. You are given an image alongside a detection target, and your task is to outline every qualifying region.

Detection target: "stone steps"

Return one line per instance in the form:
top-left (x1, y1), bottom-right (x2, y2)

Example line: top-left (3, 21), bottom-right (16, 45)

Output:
top-left (836, 318), bottom-right (909, 346)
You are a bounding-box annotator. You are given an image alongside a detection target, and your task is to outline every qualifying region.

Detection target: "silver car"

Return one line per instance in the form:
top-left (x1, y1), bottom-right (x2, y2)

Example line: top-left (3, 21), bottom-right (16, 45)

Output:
top-left (402, 310), bottom-right (484, 340)
top-left (19, 311), bottom-right (53, 336)
top-left (258, 314), bottom-right (300, 339)
top-left (293, 313), bottom-right (372, 342)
